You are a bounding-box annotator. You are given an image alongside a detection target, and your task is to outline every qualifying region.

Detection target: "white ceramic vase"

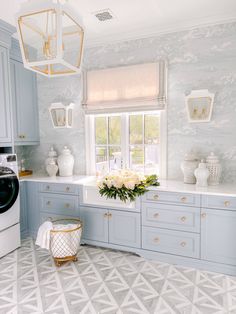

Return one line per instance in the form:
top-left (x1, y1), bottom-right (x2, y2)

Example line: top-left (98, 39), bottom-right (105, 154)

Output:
top-left (206, 152), bottom-right (222, 185)
top-left (194, 160), bottom-right (209, 187)
top-left (181, 151), bottom-right (199, 184)
top-left (57, 146), bottom-right (74, 177)
top-left (45, 146), bottom-right (58, 166)
top-left (46, 160), bottom-right (58, 177)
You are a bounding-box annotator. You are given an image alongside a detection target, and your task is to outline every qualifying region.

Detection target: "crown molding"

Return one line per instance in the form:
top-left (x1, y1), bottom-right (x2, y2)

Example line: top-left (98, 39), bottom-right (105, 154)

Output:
top-left (84, 15), bottom-right (236, 48)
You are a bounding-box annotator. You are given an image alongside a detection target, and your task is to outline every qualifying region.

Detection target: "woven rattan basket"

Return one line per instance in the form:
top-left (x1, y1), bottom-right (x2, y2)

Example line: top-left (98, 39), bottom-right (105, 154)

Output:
top-left (50, 219), bottom-right (82, 266)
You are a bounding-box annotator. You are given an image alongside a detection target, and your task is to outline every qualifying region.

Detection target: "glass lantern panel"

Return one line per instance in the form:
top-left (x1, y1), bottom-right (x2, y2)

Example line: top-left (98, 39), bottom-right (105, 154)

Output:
top-left (51, 108), bottom-right (66, 127)
top-left (18, 9), bottom-right (57, 63)
top-left (49, 63), bottom-right (76, 75)
top-left (61, 11), bottom-right (84, 69)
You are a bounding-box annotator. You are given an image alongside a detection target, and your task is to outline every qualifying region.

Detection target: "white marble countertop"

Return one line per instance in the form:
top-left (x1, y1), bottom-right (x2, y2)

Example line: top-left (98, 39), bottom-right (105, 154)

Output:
top-left (20, 174), bottom-right (236, 197)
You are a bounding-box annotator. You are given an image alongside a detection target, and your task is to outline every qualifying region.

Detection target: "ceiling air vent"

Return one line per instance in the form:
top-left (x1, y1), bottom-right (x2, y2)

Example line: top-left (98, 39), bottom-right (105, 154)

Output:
top-left (94, 9), bottom-right (114, 22)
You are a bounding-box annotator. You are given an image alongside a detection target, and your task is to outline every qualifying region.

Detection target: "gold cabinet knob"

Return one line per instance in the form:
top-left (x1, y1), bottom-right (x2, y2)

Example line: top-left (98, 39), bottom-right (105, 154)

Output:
top-left (104, 213), bottom-right (108, 218)
top-left (180, 216), bottom-right (186, 222)
top-left (46, 201), bottom-right (51, 206)
top-left (153, 213), bottom-right (159, 219)
top-left (65, 203), bottom-right (70, 208)
top-left (181, 197), bottom-right (187, 203)
top-left (224, 201), bottom-right (230, 207)
top-left (201, 213), bottom-right (206, 218)
top-left (154, 237), bottom-right (160, 243)
top-left (180, 241), bottom-right (186, 247)
top-left (108, 213), bottom-right (112, 218)
top-left (153, 194), bottom-right (159, 200)
top-left (66, 187), bottom-right (70, 192)
top-left (46, 185), bottom-right (50, 190)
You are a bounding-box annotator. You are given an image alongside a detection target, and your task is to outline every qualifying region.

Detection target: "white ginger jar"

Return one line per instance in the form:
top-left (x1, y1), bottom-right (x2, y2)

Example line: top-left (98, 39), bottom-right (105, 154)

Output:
top-left (57, 146), bottom-right (74, 177)
top-left (206, 152), bottom-right (222, 185)
top-left (46, 159), bottom-right (58, 177)
top-left (45, 146), bottom-right (58, 166)
top-left (181, 151), bottom-right (199, 184)
top-left (194, 160), bottom-right (209, 187)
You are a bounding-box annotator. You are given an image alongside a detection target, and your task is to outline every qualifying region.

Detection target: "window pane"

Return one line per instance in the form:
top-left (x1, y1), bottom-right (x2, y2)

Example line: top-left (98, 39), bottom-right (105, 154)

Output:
top-left (96, 146), bottom-right (108, 173)
top-left (145, 145), bottom-right (159, 175)
top-left (130, 146), bottom-right (144, 172)
top-left (109, 147), bottom-right (122, 170)
top-left (109, 116), bottom-right (121, 145)
top-left (145, 114), bottom-right (160, 144)
top-left (95, 117), bottom-right (107, 145)
top-left (129, 115), bottom-right (143, 145)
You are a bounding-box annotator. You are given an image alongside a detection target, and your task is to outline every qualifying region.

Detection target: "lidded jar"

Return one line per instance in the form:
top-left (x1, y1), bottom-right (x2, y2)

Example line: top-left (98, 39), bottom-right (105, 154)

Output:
top-left (57, 146), bottom-right (74, 177)
top-left (194, 159), bottom-right (209, 187)
top-left (206, 152), bottom-right (222, 185)
top-left (181, 151), bottom-right (199, 184)
top-left (45, 146), bottom-right (58, 166)
top-left (46, 159), bottom-right (58, 177)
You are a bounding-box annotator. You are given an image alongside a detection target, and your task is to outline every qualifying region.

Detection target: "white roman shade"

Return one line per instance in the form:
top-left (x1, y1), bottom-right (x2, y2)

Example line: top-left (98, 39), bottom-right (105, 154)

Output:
top-left (83, 60), bottom-right (167, 114)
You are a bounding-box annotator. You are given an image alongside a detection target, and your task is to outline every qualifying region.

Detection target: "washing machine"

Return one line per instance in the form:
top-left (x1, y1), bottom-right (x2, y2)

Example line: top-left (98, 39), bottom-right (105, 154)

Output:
top-left (0, 154), bottom-right (20, 258)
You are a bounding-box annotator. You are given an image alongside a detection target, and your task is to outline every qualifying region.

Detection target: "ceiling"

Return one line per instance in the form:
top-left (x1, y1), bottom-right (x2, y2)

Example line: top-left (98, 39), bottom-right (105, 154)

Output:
top-left (1, 0), bottom-right (236, 47)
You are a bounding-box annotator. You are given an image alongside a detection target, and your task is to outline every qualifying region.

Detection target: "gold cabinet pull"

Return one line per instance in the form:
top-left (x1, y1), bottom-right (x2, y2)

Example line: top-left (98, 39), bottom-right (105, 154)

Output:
top-left (19, 134), bottom-right (26, 139)
top-left (201, 213), bottom-right (206, 218)
top-left (66, 187), bottom-right (70, 192)
top-left (65, 203), bottom-right (70, 208)
top-left (104, 213), bottom-right (108, 218)
top-left (153, 213), bottom-right (159, 219)
top-left (181, 197), bottom-right (187, 203)
top-left (224, 201), bottom-right (230, 207)
top-left (154, 237), bottom-right (160, 243)
top-left (180, 216), bottom-right (186, 222)
top-left (153, 194), bottom-right (159, 200)
top-left (108, 213), bottom-right (112, 218)
top-left (180, 241), bottom-right (186, 247)
top-left (46, 201), bottom-right (51, 206)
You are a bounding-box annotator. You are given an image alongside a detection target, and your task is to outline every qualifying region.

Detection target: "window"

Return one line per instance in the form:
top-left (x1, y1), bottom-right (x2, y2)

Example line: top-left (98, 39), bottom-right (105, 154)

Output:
top-left (86, 111), bottom-right (167, 177)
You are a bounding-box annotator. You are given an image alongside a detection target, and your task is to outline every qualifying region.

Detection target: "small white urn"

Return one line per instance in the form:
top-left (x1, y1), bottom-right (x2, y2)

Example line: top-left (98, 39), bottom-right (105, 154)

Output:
top-left (206, 152), bottom-right (222, 185)
top-left (45, 146), bottom-right (58, 166)
top-left (194, 160), bottom-right (209, 187)
top-left (181, 151), bottom-right (199, 184)
top-left (46, 159), bottom-right (58, 177)
top-left (57, 146), bottom-right (74, 177)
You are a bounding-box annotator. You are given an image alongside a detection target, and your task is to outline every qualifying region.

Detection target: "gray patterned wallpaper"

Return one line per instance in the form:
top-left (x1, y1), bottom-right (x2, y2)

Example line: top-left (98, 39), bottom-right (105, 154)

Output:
top-left (19, 22), bottom-right (236, 183)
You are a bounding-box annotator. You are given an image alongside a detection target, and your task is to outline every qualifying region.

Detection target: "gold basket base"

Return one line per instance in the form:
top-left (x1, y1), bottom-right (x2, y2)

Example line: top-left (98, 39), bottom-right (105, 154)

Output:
top-left (53, 255), bottom-right (78, 267)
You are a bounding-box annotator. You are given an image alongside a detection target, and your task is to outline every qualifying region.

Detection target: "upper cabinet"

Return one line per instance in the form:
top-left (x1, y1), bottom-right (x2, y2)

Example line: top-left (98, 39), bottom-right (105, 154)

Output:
top-left (10, 57), bottom-right (39, 145)
top-left (0, 20), bottom-right (15, 147)
top-left (0, 45), bottom-right (12, 146)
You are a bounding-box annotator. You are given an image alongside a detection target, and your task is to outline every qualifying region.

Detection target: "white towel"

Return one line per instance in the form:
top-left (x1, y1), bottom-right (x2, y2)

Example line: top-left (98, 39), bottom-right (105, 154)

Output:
top-left (35, 221), bottom-right (53, 250)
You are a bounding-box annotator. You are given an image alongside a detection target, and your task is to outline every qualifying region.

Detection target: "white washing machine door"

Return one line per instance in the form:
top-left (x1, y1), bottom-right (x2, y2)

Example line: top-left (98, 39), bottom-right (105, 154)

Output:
top-left (0, 167), bottom-right (19, 214)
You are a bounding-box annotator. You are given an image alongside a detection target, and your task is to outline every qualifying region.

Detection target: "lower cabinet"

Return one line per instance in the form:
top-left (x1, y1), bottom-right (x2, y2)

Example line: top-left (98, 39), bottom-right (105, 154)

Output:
top-left (201, 208), bottom-right (236, 266)
top-left (80, 206), bottom-right (141, 248)
top-left (20, 181), bottom-right (28, 238)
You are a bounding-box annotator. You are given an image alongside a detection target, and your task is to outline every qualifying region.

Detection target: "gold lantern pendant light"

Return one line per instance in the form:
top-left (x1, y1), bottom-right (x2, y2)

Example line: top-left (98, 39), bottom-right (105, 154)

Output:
top-left (16, 0), bottom-right (84, 77)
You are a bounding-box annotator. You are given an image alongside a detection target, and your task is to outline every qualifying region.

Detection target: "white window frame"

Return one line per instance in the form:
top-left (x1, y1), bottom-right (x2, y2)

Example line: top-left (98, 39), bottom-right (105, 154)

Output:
top-left (85, 110), bottom-right (167, 179)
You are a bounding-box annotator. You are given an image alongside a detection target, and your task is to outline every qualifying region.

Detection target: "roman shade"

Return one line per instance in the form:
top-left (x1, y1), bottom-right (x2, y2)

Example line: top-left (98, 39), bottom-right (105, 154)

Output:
top-left (83, 60), bottom-right (167, 114)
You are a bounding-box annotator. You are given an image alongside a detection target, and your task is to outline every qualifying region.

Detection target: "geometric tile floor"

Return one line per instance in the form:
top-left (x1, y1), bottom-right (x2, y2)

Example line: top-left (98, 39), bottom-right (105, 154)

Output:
top-left (0, 238), bottom-right (236, 314)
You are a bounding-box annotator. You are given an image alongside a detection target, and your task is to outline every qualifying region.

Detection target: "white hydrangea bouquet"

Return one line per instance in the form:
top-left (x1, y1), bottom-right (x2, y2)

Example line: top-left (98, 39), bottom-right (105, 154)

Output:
top-left (97, 169), bottom-right (160, 203)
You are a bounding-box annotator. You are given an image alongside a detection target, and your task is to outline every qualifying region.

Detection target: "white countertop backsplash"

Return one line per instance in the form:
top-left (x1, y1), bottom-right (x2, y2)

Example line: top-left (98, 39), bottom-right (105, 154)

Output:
top-left (20, 175), bottom-right (236, 197)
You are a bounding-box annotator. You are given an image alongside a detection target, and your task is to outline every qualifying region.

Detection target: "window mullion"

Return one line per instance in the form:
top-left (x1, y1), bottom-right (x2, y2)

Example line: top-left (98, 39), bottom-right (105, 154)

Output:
top-left (121, 113), bottom-right (128, 169)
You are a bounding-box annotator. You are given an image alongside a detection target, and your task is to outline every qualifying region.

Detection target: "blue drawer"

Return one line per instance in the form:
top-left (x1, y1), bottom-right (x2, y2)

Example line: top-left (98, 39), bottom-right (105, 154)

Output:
top-left (142, 226), bottom-right (200, 258)
top-left (202, 195), bottom-right (236, 210)
top-left (40, 183), bottom-right (78, 195)
top-left (143, 190), bottom-right (200, 207)
top-left (39, 193), bottom-right (79, 216)
top-left (142, 202), bottom-right (200, 233)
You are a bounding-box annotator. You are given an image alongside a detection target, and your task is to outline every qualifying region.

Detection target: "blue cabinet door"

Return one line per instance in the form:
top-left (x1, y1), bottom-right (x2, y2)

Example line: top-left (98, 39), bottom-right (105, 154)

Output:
top-left (80, 206), bottom-right (108, 243)
top-left (10, 59), bottom-right (39, 145)
top-left (109, 210), bottom-right (141, 248)
top-left (0, 45), bottom-right (12, 145)
top-left (201, 208), bottom-right (236, 266)
top-left (20, 181), bottom-right (28, 238)
top-left (26, 181), bottom-right (40, 238)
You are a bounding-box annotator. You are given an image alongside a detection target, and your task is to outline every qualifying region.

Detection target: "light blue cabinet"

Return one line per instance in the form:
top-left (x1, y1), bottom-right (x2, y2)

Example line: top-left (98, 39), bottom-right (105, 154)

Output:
top-left (26, 181), bottom-right (40, 238)
top-left (80, 206), bottom-right (108, 243)
top-left (10, 58), bottom-right (39, 145)
top-left (109, 210), bottom-right (141, 248)
top-left (0, 45), bottom-right (12, 146)
top-left (201, 208), bottom-right (236, 266)
top-left (20, 181), bottom-right (28, 238)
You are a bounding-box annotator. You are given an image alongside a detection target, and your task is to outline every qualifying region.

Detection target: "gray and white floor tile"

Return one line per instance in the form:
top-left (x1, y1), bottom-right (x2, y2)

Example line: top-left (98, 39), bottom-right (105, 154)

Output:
top-left (0, 238), bottom-right (236, 313)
